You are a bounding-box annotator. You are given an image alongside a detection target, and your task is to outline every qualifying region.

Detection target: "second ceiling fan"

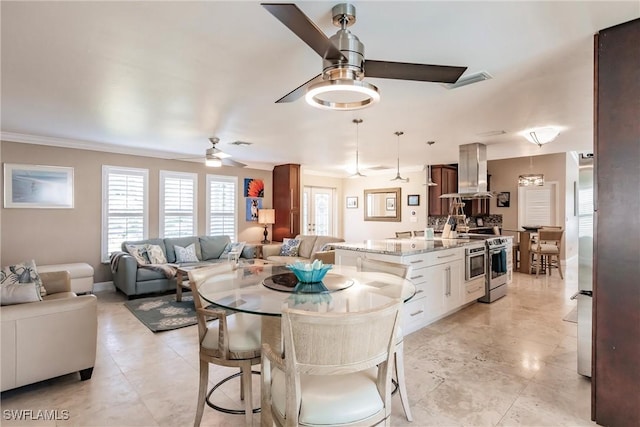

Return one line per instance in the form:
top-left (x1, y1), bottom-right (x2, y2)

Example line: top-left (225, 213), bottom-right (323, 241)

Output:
top-left (262, 2), bottom-right (467, 110)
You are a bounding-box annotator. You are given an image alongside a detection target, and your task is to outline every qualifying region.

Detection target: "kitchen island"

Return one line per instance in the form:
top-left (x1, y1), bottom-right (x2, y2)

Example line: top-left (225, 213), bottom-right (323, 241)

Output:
top-left (334, 237), bottom-right (512, 334)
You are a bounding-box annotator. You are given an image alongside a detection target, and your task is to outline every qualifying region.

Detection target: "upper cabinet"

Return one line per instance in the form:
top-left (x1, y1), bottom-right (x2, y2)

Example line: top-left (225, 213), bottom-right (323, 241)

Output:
top-left (428, 165), bottom-right (457, 216)
top-left (272, 164), bottom-right (300, 242)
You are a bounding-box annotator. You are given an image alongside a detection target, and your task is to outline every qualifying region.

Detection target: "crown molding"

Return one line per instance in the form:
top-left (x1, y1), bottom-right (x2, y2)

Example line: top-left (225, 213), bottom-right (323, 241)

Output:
top-left (0, 132), bottom-right (274, 171)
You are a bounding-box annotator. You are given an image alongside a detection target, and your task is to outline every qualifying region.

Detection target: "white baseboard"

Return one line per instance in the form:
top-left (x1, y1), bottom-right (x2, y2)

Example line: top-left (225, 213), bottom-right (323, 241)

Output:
top-left (93, 281), bottom-right (115, 292)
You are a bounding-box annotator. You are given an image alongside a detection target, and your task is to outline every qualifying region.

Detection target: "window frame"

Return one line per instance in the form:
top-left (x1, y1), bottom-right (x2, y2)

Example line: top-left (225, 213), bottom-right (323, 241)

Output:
top-left (206, 174), bottom-right (238, 242)
top-left (159, 170), bottom-right (198, 238)
top-left (101, 165), bottom-right (149, 262)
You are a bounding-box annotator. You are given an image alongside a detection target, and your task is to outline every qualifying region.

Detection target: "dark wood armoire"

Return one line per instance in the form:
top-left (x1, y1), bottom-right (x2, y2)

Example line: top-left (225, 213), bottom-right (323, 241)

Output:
top-left (593, 18), bottom-right (640, 426)
top-left (272, 164), bottom-right (300, 242)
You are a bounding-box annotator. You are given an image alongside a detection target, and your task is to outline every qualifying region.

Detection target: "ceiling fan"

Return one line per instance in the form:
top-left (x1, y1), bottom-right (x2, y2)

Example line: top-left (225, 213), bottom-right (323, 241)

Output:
top-left (262, 2), bottom-right (468, 110)
top-left (176, 137), bottom-right (247, 168)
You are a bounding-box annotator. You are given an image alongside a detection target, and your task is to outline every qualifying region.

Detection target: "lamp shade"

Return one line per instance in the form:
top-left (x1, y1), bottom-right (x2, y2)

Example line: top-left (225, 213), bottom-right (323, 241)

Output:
top-left (258, 209), bottom-right (275, 225)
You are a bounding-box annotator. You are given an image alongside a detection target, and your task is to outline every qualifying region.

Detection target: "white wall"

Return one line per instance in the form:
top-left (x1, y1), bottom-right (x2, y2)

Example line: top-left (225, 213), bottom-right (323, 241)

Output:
top-left (341, 169), bottom-right (428, 241)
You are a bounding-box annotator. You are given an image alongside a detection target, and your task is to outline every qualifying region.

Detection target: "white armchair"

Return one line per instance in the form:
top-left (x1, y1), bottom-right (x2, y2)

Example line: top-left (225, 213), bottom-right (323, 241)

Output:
top-left (1, 271), bottom-right (98, 392)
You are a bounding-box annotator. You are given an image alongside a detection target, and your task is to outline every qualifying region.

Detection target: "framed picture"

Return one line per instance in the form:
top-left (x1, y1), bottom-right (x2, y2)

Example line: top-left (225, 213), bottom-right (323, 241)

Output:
top-left (244, 178), bottom-right (264, 197)
top-left (407, 194), bottom-right (420, 206)
top-left (477, 217), bottom-right (484, 227)
top-left (346, 196), bottom-right (358, 209)
top-left (3, 164), bottom-right (74, 208)
top-left (246, 198), bottom-right (262, 221)
top-left (386, 197), bottom-right (395, 211)
top-left (497, 191), bottom-right (510, 208)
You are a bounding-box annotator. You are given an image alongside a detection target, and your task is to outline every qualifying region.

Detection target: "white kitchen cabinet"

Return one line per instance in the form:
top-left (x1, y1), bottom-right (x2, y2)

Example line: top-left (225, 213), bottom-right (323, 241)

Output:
top-left (335, 246), bottom-right (468, 335)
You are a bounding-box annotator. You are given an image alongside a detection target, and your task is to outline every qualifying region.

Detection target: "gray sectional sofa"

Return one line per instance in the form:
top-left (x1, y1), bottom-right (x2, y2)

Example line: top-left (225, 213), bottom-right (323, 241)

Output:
top-left (111, 235), bottom-right (256, 297)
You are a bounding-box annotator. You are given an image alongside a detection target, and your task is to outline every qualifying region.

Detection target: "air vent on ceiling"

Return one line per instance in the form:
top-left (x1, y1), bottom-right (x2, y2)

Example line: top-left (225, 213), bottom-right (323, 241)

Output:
top-left (444, 71), bottom-right (492, 89)
top-left (230, 141), bottom-right (252, 146)
top-left (366, 165), bottom-right (393, 171)
top-left (476, 130), bottom-right (506, 137)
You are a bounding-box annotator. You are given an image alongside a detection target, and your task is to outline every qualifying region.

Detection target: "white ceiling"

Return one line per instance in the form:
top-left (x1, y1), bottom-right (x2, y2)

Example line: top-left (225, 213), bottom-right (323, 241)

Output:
top-left (1, 1), bottom-right (638, 175)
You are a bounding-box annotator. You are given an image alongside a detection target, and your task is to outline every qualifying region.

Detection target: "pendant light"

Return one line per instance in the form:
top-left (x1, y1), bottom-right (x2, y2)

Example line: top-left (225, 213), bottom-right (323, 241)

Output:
top-left (423, 140), bottom-right (438, 186)
top-left (390, 131), bottom-right (409, 183)
top-left (518, 156), bottom-right (544, 186)
top-left (349, 119), bottom-right (366, 178)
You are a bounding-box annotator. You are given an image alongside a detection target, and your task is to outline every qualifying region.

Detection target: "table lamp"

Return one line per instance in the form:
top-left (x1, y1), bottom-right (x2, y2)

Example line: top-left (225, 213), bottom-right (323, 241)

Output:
top-left (258, 209), bottom-right (275, 244)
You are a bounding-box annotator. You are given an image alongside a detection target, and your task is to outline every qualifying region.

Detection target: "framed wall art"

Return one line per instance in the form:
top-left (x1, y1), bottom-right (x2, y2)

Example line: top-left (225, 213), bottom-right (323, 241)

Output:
top-left (244, 178), bottom-right (264, 197)
top-left (3, 164), bottom-right (74, 208)
top-left (407, 194), bottom-right (420, 206)
top-left (246, 198), bottom-right (262, 221)
top-left (346, 196), bottom-right (358, 209)
top-left (497, 191), bottom-right (510, 208)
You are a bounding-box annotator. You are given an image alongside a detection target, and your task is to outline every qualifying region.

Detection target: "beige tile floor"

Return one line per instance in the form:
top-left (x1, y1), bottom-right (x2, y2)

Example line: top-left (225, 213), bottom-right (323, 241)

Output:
top-left (1, 264), bottom-right (595, 427)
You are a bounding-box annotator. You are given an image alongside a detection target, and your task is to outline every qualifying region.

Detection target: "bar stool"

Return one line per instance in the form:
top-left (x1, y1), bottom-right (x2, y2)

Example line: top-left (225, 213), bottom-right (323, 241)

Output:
top-left (531, 228), bottom-right (564, 279)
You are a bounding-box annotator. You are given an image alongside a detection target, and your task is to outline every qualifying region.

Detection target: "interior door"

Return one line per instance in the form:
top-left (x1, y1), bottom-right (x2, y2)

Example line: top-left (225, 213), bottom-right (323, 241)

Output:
top-left (302, 186), bottom-right (335, 236)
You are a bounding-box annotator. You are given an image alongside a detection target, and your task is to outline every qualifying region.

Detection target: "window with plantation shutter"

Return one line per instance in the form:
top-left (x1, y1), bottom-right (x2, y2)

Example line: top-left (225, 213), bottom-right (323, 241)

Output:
top-left (206, 175), bottom-right (237, 241)
top-left (101, 166), bottom-right (148, 262)
top-left (160, 171), bottom-right (197, 238)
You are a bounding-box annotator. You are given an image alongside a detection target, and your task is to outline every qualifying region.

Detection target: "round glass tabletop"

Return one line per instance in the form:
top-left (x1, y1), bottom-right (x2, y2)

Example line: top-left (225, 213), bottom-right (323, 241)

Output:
top-left (197, 264), bottom-right (416, 317)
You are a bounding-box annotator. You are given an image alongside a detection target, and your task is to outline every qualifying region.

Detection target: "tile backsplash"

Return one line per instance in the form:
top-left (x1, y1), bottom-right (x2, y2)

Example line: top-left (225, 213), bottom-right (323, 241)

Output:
top-left (427, 214), bottom-right (503, 230)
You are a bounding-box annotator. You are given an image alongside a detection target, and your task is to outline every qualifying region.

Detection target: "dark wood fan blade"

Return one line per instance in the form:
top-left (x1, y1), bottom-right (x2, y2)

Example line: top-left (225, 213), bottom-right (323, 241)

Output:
top-left (261, 3), bottom-right (345, 61)
top-left (275, 73), bottom-right (323, 103)
top-left (365, 60), bottom-right (467, 84)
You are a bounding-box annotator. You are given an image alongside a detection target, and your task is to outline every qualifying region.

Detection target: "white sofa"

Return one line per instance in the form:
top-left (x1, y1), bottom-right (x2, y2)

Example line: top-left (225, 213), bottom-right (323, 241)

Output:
top-left (262, 235), bottom-right (344, 264)
top-left (1, 271), bottom-right (98, 392)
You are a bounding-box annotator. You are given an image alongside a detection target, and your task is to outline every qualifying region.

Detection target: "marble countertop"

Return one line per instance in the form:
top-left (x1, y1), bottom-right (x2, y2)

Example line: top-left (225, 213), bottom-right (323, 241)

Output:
top-left (333, 238), bottom-right (489, 256)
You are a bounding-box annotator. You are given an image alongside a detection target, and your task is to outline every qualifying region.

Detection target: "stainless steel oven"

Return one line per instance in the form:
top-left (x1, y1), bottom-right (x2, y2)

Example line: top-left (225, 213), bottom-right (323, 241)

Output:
top-left (465, 245), bottom-right (486, 281)
top-left (478, 237), bottom-right (509, 303)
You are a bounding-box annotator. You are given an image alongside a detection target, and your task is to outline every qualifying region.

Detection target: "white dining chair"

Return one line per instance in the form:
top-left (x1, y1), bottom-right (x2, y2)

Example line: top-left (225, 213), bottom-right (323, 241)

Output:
top-left (262, 299), bottom-right (402, 427)
top-left (356, 257), bottom-right (413, 422)
top-left (189, 264), bottom-right (262, 426)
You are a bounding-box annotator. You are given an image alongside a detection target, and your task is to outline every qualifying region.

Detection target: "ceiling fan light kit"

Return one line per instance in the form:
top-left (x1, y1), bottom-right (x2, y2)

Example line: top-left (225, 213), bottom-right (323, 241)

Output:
top-left (205, 156), bottom-right (222, 168)
top-left (262, 2), bottom-right (466, 111)
top-left (523, 127), bottom-right (560, 147)
top-left (306, 79), bottom-right (380, 111)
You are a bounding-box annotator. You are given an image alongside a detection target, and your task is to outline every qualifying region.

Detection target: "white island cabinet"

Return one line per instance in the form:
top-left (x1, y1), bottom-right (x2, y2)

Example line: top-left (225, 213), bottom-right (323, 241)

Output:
top-left (335, 240), bottom-right (469, 335)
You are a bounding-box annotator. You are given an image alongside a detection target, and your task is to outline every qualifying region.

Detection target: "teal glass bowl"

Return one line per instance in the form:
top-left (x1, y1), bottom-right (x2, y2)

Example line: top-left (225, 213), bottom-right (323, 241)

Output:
top-left (287, 264), bottom-right (333, 283)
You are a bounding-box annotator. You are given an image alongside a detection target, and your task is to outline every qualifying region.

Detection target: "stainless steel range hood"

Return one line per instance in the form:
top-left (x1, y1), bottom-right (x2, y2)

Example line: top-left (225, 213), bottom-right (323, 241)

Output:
top-left (440, 143), bottom-right (494, 199)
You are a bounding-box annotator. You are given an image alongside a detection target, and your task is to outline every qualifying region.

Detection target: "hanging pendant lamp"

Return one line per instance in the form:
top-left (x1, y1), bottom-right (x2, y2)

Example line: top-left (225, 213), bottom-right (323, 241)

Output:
top-left (349, 119), bottom-right (366, 178)
top-left (423, 140), bottom-right (438, 186)
top-left (390, 131), bottom-right (409, 183)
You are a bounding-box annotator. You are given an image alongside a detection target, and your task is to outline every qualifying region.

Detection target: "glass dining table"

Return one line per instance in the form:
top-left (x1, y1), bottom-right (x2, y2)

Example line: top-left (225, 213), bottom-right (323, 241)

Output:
top-left (196, 262), bottom-right (416, 426)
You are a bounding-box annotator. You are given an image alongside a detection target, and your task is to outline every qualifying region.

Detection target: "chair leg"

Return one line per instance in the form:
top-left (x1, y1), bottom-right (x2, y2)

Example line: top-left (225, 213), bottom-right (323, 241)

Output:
top-left (195, 359), bottom-right (208, 427)
top-left (240, 367), bottom-right (245, 401)
top-left (241, 362), bottom-right (254, 427)
top-left (395, 342), bottom-right (413, 422)
top-left (556, 255), bottom-right (564, 279)
top-left (535, 253), bottom-right (540, 277)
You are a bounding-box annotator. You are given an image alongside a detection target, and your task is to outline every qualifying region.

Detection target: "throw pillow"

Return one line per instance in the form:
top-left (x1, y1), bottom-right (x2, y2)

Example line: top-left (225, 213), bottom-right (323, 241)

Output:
top-left (175, 244), bottom-right (199, 263)
top-left (145, 244), bottom-right (167, 264)
top-left (1, 260), bottom-right (45, 300)
top-left (280, 238), bottom-right (301, 257)
top-left (220, 242), bottom-right (246, 259)
top-left (1, 282), bottom-right (40, 305)
top-left (125, 244), bottom-right (150, 265)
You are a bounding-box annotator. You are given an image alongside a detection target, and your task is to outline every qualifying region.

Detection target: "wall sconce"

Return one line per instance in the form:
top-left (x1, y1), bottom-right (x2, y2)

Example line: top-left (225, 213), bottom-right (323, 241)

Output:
top-left (258, 209), bottom-right (275, 243)
top-left (523, 127), bottom-right (560, 147)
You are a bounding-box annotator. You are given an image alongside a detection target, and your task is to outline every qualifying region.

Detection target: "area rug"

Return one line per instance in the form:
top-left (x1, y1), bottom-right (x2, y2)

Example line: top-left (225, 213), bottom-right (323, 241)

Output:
top-left (563, 307), bottom-right (578, 323)
top-left (124, 292), bottom-right (197, 332)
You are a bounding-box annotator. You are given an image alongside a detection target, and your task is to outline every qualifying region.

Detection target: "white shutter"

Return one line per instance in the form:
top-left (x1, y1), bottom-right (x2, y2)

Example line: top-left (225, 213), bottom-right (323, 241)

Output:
top-left (102, 166), bottom-right (148, 261)
top-left (206, 175), bottom-right (237, 242)
top-left (160, 171), bottom-right (197, 238)
top-left (523, 188), bottom-right (551, 225)
top-left (578, 187), bottom-right (594, 236)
